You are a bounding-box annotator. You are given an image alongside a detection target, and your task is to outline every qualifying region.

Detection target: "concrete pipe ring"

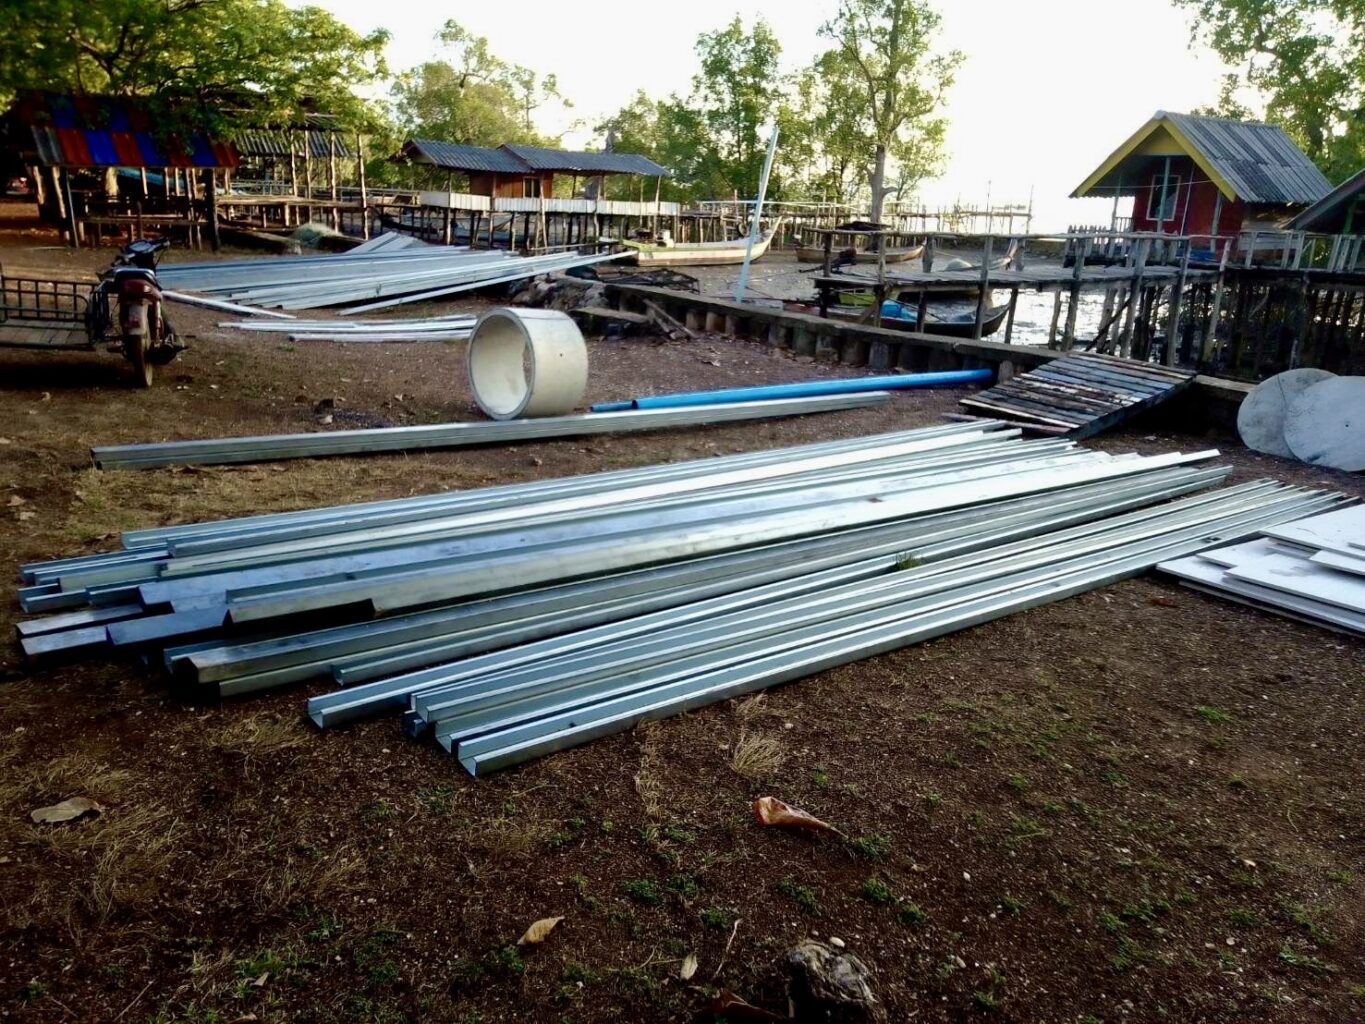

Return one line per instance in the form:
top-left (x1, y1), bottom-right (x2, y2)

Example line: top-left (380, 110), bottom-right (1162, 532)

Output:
top-left (467, 308), bottom-right (589, 420)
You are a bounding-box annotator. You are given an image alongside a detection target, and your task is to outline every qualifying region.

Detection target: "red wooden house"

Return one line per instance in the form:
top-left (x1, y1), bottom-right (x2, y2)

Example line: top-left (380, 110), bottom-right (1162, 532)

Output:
top-left (1072, 111), bottom-right (1331, 250)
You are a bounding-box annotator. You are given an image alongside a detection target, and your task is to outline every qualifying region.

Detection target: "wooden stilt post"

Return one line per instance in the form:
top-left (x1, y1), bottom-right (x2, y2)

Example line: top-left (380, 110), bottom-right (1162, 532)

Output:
top-left (328, 130), bottom-right (339, 229)
top-left (1003, 287), bottom-right (1019, 344)
top-left (59, 168), bottom-right (78, 247)
top-left (203, 167), bottom-right (221, 251)
top-left (973, 236), bottom-right (994, 340)
top-left (1061, 237), bottom-right (1086, 350)
top-left (356, 132), bottom-right (369, 239)
top-left (1163, 241), bottom-right (1191, 365)
top-left (1047, 288), bottom-right (1063, 349)
top-left (1119, 238), bottom-right (1150, 358)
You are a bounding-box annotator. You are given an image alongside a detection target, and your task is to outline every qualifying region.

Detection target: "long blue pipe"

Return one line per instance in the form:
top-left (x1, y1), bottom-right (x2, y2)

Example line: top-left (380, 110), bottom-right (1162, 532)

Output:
top-left (591, 368), bottom-right (995, 413)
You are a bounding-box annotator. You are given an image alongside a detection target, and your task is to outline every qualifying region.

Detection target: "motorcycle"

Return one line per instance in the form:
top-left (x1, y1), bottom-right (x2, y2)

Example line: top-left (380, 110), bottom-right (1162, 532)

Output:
top-left (90, 238), bottom-right (185, 387)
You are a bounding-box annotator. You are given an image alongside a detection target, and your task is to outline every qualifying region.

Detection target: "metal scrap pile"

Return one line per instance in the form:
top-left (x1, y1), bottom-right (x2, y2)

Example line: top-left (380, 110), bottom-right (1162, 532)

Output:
top-left (15, 423), bottom-right (1349, 775)
top-left (156, 233), bottom-right (627, 314)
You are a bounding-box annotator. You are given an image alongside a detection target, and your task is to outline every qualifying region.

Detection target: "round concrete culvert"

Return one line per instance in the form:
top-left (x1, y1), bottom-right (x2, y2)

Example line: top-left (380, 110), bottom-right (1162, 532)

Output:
top-left (467, 308), bottom-right (589, 420)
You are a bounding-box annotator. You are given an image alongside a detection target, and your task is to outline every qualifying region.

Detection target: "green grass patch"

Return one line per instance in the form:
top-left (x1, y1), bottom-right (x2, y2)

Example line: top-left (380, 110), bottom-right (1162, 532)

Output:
top-left (777, 878), bottom-right (820, 914)
top-left (861, 877), bottom-right (895, 904)
top-left (623, 880), bottom-right (662, 906)
top-left (848, 833), bottom-right (892, 860)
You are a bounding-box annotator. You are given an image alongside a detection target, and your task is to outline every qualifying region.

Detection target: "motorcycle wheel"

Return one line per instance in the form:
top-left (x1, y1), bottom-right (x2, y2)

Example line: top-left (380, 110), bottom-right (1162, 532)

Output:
top-left (125, 333), bottom-right (153, 388)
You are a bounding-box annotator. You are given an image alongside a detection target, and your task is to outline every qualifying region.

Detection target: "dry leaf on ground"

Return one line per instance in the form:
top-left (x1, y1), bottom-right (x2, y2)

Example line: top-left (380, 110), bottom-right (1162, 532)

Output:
top-left (679, 952), bottom-right (698, 980)
top-left (517, 915), bottom-right (564, 946)
top-left (753, 796), bottom-right (842, 837)
top-left (30, 797), bottom-right (103, 824)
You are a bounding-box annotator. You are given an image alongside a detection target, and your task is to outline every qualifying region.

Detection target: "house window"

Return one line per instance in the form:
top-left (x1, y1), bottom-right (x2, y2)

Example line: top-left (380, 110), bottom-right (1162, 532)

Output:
top-left (522, 177), bottom-right (542, 198)
top-left (1146, 173), bottom-right (1180, 223)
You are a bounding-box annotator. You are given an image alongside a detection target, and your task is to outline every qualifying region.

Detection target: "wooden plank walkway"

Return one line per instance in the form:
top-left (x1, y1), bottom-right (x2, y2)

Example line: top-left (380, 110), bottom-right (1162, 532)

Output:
top-left (960, 352), bottom-right (1195, 439)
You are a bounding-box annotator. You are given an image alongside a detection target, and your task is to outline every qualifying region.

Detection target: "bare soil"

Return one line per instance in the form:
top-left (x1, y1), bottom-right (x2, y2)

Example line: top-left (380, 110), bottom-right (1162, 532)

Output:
top-left (1, 210), bottom-right (1363, 1024)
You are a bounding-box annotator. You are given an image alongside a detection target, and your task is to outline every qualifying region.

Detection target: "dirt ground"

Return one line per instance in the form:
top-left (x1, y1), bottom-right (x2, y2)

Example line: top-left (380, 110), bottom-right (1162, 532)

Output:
top-left (1, 210), bottom-right (1363, 1024)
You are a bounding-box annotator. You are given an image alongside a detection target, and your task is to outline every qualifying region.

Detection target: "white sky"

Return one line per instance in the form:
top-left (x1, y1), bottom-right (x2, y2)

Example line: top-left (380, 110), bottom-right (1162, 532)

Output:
top-left (296, 0), bottom-right (1235, 230)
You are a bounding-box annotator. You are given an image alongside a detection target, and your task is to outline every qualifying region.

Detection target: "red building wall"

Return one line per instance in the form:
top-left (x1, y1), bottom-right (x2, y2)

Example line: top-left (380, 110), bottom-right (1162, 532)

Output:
top-left (1128, 157), bottom-right (1243, 248)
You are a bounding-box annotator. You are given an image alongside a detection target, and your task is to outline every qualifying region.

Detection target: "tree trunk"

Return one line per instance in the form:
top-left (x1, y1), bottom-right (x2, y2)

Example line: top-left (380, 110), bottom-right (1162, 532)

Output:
top-left (869, 144), bottom-right (888, 249)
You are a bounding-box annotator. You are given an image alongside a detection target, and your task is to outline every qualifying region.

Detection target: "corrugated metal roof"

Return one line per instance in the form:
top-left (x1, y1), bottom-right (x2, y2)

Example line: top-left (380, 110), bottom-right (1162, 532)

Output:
top-left (403, 139), bottom-right (529, 174)
top-left (234, 129), bottom-right (353, 159)
top-left (1286, 165), bottom-right (1365, 230)
top-left (1162, 112), bottom-right (1331, 205)
top-left (400, 138), bottom-right (670, 177)
top-left (7, 92), bottom-right (239, 168)
top-left (501, 144), bottom-right (670, 177)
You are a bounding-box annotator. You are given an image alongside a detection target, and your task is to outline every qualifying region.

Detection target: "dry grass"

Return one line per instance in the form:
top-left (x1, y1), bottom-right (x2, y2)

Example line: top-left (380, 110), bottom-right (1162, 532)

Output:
top-left (461, 814), bottom-right (553, 869)
top-left (13, 802), bottom-right (184, 932)
top-left (214, 713), bottom-right (307, 767)
top-left (729, 728), bottom-right (785, 780)
top-left (252, 847), bottom-right (363, 916)
top-left (33, 752), bottom-right (135, 804)
top-left (634, 724), bottom-right (664, 820)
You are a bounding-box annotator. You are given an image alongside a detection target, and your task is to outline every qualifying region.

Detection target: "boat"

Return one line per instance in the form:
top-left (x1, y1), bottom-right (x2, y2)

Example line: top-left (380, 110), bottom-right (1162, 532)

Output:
top-left (795, 242), bottom-right (926, 264)
top-left (814, 299), bottom-right (1010, 339)
top-left (620, 219), bottom-right (783, 268)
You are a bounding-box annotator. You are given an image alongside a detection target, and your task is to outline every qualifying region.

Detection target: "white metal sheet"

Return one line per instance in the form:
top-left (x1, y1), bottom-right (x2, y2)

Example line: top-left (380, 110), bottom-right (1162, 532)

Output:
top-left (1224, 549), bottom-right (1365, 614)
top-left (1262, 505), bottom-right (1365, 552)
top-left (1309, 549), bottom-right (1365, 578)
top-left (1159, 554), bottom-right (1365, 634)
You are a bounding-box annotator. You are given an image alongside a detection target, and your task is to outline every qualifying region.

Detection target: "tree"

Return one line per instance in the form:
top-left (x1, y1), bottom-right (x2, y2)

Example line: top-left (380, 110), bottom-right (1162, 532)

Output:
top-left (390, 21), bottom-right (569, 188)
top-left (0, 0), bottom-right (390, 131)
top-left (816, 0), bottom-right (961, 223)
top-left (691, 16), bottom-right (784, 197)
top-left (1176, 0), bottom-right (1364, 181)
top-left (594, 91), bottom-right (722, 203)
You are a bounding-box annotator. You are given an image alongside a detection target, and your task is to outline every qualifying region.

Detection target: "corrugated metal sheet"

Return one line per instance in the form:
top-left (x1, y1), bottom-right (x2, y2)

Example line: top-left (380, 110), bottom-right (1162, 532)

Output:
top-left (234, 129), bottom-right (353, 159)
top-left (1164, 112), bottom-right (1331, 206)
top-left (11, 92), bottom-right (239, 169)
top-left (1287, 165), bottom-right (1365, 230)
top-left (400, 138), bottom-right (670, 178)
top-left (502, 143), bottom-right (670, 177)
top-left (403, 139), bottom-right (529, 174)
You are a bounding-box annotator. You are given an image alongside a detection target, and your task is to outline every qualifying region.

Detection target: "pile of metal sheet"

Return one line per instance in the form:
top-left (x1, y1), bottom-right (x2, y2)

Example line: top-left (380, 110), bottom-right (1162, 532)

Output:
top-left (15, 423), bottom-right (1350, 775)
top-left (156, 241), bottom-right (627, 313)
top-left (1159, 504), bottom-right (1365, 634)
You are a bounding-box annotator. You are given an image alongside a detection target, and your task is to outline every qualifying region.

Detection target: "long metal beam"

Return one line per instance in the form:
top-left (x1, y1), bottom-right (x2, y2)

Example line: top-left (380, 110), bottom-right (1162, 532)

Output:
top-left (453, 488), bottom-right (1344, 774)
top-left (91, 393), bottom-right (891, 470)
top-left (227, 451), bottom-right (1220, 625)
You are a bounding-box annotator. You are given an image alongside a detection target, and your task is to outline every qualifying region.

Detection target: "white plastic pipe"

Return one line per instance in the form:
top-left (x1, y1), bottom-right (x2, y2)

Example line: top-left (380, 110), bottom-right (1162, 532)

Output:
top-left (467, 308), bottom-right (589, 420)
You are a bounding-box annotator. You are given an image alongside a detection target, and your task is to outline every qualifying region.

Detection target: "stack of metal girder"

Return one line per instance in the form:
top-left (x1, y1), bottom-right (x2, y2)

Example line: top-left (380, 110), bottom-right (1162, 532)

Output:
top-left (14, 423), bottom-right (1351, 775)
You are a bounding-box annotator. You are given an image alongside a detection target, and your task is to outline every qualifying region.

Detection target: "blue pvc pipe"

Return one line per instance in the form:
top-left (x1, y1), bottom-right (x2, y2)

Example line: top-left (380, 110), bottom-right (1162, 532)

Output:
top-left (591, 368), bottom-right (994, 413)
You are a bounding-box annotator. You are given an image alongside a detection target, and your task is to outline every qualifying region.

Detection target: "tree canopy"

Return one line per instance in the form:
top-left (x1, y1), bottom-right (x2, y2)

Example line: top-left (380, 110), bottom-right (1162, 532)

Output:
top-left (815, 0), bottom-right (961, 221)
top-left (0, 0), bottom-right (390, 131)
top-left (1177, 0), bottom-right (1365, 182)
top-left (392, 21), bottom-right (565, 149)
